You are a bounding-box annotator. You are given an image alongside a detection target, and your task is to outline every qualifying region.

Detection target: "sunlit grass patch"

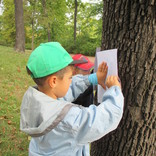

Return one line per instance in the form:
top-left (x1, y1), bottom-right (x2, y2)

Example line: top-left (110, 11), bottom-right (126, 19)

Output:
top-left (0, 46), bottom-right (34, 155)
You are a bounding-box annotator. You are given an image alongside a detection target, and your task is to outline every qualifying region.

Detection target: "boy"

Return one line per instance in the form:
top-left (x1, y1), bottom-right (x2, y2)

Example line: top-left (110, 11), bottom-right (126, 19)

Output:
top-left (20, 42), bottom-right (124, 156)
top-left (72, 54), bottom-right (94, 76)
top-left (72, 54), bottom-right (94, 107)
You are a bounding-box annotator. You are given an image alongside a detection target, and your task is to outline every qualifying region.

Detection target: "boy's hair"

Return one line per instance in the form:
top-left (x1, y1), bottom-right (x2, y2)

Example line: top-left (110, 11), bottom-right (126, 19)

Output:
top-left (26, 66), bottom-right (71, 86)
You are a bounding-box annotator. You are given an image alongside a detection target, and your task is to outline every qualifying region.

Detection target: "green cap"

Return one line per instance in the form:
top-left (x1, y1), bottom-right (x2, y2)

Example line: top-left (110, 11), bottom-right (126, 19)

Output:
top-left (27, 42), bottom-right (73, 78)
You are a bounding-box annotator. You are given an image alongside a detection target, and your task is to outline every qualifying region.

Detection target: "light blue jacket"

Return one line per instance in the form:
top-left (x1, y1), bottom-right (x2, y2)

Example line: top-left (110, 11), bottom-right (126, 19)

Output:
top-left (20, 75), bottom-right (124, 156)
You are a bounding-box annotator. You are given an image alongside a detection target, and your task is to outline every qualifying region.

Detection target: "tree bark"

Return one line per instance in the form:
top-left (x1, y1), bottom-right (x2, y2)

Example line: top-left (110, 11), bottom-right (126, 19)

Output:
top-left (42, 0), bottom-right (51, 42)
top-left (74, 0), bottom-right (77, 44)
top-left (31, 0), bottom-right (37, 50)
top-left (48, 23), bottom-right (51, 42)
top-left (31, 18), bottom-right (34, 50)
top-left (91, 0), bottom-right (156, 156)
top-left (14, 0), bottom-right (25, 52)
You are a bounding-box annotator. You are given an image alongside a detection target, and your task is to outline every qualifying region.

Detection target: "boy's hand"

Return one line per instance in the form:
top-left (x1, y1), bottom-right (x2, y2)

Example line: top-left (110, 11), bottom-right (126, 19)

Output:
top-left (96, 62), bottom-right (108, 89)
top-left (106, 76), bottom-right (121, 89)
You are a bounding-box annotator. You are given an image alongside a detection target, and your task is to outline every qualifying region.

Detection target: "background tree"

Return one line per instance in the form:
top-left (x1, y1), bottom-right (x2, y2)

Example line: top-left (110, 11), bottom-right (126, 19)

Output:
top-left (14, 0), bottom-right (25, 52)
top-left (75, 1), bottom-right (103, 55)
top-left (23, 0), bottom-right (68, 49)
top-left (24, 0), bottom-right (37, 50)
top-left (0, 0), bottom-right (103, 54)
top-left (91, 0), bottom-right (156, 156)
top-left (74, 0), bottom-right (77, 44)
top-left (0, 0), bottom-right (15, 46)
top-left (41, 0), bottom-right (51, 41)
top-left (38, 0), bottom-right (67, 42)
top-left (65, 0), bottom-right (103, 54)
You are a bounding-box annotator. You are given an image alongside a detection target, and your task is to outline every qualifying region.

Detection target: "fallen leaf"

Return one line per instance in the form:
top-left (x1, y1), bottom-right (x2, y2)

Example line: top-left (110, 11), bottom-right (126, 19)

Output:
top-left (17, 67), bottom-right (21, 73)
top-left (3, 127), bottom-right (5, 133)
top-left (0, 116), bottom-right (4, 120)
top-left (18, 147), bottom-right (24, 151)
top-left (8, 120), bottom-right (12, 125)
top-left (4, 116), bottom-right (8, 119)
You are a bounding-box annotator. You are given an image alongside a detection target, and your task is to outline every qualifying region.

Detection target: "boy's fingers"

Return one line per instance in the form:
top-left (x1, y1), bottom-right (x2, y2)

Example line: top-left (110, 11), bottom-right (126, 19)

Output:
top-left (98, 62), bottom-right (107, 71)
top-left (98, 63), bottom-right (102, 71)
top-left (101, 83), bottom-right (106, 90)
top-left (105, 66), bottom-right (108, 73)
top-left (101, 62), bottom-right (107, 72)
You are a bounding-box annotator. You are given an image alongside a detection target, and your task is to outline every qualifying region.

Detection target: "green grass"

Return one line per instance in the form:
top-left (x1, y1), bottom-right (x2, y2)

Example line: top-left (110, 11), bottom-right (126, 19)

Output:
top-left (0, 46), bottom-right (34, 155)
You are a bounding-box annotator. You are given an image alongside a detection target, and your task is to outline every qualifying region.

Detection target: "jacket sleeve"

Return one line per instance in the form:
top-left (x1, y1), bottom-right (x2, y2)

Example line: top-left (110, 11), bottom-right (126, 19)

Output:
top-left (63, 86), bottom-right (124, 144)
top-left (59, 75), bottom-right (91, 102)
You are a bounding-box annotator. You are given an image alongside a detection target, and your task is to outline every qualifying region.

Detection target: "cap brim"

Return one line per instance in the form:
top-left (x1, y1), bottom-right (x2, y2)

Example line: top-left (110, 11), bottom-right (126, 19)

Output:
top-left (75, 61), bottom-right (94, 70)
top-left (70, 58), bottom-right (88, 65)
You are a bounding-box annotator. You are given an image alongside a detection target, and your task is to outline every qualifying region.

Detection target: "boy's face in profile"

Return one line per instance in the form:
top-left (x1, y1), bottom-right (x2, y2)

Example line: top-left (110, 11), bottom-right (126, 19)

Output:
top-left (52, 67), bottom-right (73, 99)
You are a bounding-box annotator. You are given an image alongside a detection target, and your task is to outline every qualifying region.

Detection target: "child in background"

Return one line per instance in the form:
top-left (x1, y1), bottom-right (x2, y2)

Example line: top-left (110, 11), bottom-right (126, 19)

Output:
top-left (20, 42), bottom-right (124, 156)
top-left (72, 54), bottom-right (94, 76)
top-left (72, 54), bottom-right (94, 107)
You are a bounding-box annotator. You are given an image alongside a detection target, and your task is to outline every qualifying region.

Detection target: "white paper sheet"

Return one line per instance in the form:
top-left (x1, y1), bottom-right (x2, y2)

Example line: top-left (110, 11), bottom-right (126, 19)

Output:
top-left (94, 49), bottom-right (118, 103)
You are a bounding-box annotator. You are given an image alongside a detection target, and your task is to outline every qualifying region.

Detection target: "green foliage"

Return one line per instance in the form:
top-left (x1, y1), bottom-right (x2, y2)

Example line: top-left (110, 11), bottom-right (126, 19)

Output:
top-left (63, 33), bottom-right (99, 56)
top-left (64, 1), bottom-right (102, 55)
top-left (0, 45), bottom-right (34, 155)
top-left (23, 0), bottom-right (69, 49)
top-left (0, 0), bottom-right (103, 55)
top-left (0, 0), bottom-right (15, 46)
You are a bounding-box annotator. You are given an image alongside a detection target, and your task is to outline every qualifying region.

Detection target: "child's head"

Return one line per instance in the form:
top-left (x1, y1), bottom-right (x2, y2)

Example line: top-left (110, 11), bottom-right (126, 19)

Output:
top-left (26, 42), bottom-right (86, 98)
top-left (72, 54), bottom-right (94, 75)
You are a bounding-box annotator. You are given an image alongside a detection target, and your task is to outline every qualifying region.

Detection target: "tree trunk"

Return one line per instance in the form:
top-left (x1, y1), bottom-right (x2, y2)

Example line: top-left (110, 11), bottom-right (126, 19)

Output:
top-left (31, 0), bottom-right (37, 50)
top-left (48, 22), bottom-right (51, 42)
top-left (42, 0), bottom-right (51, 42)
top-left (74, 0), bottom-right (77, 44)
top-left (31, 18), bottom-right (34, 50)
top-left (91, 0), bottom-right (156, 156)
top-left (14, 0), bottom-right (25, 52)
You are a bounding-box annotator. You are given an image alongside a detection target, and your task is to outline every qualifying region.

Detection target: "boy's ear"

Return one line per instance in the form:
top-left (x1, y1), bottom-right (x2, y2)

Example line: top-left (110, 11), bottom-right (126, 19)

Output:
top-left (48, 75), bottom-right (57, 88)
